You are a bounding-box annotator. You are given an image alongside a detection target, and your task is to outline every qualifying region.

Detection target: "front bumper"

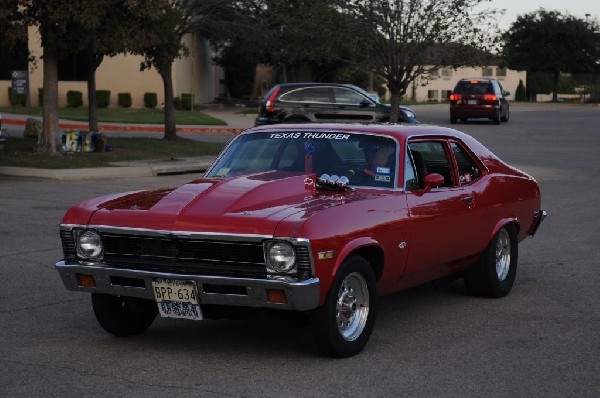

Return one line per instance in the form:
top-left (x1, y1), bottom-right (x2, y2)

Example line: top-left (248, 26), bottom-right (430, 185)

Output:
top-left (56, 261), bottom-right (321, 311)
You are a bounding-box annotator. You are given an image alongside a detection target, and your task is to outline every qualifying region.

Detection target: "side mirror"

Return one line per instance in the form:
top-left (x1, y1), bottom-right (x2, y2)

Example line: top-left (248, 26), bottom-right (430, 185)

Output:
top-left (423, 173), bottom-right (444, 192)
top-left (503, 91), bottom-right (511, 97)
top-left (359, 99), bottom-right (371, 108)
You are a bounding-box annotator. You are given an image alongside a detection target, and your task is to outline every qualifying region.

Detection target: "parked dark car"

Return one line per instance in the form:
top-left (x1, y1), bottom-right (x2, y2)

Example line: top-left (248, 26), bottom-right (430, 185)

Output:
top-left (255, 83), bottom-right (418, 126)
top-left (449, 78), bottom-right (510, 124)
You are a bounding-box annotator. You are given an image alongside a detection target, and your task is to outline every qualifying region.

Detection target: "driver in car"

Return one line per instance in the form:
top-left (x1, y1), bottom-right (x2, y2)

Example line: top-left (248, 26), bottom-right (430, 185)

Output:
top-left (348, 139), bottom-right (396, 186)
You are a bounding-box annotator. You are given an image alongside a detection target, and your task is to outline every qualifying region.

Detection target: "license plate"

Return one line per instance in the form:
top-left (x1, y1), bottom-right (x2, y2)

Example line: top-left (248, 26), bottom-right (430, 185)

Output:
top-left (467, 99), bottom-right (478, 104)
top-left (151, 278), bottom-right (202, 320)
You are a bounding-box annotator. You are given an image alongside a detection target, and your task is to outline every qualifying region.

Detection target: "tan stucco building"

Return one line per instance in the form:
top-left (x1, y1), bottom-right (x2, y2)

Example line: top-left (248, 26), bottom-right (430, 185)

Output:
top-left (0, 27), bottom-right (223, 108)
top-left (406, 66), bottom-right (526, 102)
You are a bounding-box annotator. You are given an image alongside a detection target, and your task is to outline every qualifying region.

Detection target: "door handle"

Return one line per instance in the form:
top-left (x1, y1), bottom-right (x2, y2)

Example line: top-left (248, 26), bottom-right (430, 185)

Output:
top-left (461, 196), bottom-right (475, 203)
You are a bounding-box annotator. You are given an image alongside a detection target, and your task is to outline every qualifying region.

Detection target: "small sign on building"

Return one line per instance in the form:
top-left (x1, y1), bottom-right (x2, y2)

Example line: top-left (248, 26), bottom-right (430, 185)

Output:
top-left (11, 70), bottom-right (29, 95)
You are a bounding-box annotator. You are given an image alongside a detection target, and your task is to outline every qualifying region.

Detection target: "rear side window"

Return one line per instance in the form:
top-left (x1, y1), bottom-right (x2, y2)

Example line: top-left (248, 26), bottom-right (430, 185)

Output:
top-left (453, 81), bottom-right (493, 95)
top-left (451, 142), bottom-right (481, 185)
top-left (280, 87), bottom-right (333, 103)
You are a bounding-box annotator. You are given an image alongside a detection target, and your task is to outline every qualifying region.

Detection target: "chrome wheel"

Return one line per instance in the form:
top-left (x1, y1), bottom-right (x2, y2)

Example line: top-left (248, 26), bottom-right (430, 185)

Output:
top-left (495, 229), bottom-right (511, 280)
top-left (336, 272), bottom-right (369, 341)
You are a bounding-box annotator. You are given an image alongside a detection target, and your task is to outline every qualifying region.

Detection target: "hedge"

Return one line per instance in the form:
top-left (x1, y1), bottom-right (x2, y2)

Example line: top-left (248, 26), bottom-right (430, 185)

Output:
top-left (66, 90), bottom-right (83, 108)
top-left (181, 93), bottom-right (193, 110)
top-left (96, 90), bottom-right (111, 108)
top-left (118, 92), bottom-right (132, 108)
top-left (144, 92), bottom-right (158, 108)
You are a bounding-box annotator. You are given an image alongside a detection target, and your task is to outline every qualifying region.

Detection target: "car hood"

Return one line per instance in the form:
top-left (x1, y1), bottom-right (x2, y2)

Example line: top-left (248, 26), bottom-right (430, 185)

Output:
top-left (85, 171), bottom-right (373, 236)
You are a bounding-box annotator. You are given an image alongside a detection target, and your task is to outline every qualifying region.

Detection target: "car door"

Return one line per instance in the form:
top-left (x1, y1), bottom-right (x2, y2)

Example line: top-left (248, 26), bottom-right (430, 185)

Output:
top-left (299, 86), bottom-right (339, 122)
top-left (330, 87), bottom-right (377, 122)
top-left (402, 139), bottom-right (483, 281)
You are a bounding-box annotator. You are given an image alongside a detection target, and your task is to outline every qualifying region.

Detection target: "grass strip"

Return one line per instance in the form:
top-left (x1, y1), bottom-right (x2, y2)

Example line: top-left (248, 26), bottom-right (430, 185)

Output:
top-left (0, 136), bottom-right (225, 169)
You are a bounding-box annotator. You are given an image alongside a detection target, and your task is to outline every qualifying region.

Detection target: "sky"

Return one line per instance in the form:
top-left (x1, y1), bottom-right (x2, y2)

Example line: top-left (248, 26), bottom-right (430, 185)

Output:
top-left (486, 0), bottom-right (600, 29)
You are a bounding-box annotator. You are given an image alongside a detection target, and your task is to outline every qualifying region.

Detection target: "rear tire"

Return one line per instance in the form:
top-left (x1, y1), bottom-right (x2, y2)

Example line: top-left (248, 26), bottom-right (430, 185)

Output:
top-left (312, 256), bottom-right (377, 358)
top-left (464, 225), bottom-right (518, 298)
top-left (492, 110), bottom-right (501, 124)
top-left (92, 293), bottom-right (157, 336)
top-left (501, 106), bottom-right (510, 122)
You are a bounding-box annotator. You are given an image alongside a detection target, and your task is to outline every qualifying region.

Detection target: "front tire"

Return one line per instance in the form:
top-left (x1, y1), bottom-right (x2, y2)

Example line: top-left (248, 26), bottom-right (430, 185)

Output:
top-left (464, 225), bottom-right (518, 298)
top-left (92, 293), bottom-right (158, 337)
top-left (311, 256), bottom-right (377, 358)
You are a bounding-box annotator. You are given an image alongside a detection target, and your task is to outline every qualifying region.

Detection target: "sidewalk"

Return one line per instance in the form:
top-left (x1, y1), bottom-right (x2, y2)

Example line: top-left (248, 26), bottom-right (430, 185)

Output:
top-left (0, 107), bottom-right (255, 180)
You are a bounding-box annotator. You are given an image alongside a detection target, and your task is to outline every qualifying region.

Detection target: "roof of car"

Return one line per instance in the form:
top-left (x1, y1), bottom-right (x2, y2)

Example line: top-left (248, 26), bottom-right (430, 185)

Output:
top-left (246, 123), bottom-right (469, 142)
top-left (276, 82), bottom-right (352, 88)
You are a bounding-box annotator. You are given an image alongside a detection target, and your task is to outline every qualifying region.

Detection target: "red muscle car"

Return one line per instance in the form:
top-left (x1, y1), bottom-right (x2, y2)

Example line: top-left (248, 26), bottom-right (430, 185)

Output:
top-left (56, 124), bottom-right (546, 357)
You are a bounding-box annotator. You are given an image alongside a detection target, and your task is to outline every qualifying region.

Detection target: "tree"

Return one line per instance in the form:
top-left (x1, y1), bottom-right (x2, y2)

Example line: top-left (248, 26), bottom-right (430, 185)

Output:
top-left (515, 79), bottom-right (526, 101)
top-left (2, 0), bottom-right (116, 153)
top-left (339, 0), bottom-right (500, 122)
top-left (129, 0), bottom-right (225, 140)
top-left (502, 9), bottom-right (600, 102)
top-left (81, 1), bottom-right (134, 133)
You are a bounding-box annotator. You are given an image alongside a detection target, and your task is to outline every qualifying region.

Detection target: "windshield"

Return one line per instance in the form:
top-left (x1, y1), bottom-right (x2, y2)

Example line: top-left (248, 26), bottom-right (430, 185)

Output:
top-left (206, 131), bottom-right (398, 189)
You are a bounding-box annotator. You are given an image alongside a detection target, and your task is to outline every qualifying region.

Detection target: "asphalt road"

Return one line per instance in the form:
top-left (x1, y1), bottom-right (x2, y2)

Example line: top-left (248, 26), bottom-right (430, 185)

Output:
top-left (1, 103), bottom-right (599, 397)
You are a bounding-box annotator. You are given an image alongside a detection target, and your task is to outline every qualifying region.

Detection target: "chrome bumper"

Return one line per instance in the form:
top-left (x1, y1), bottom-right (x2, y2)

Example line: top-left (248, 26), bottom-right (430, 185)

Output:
top-left (56, 261), bottom-right (320, 311)
top-left (529, 209), bottom-right (547, 237)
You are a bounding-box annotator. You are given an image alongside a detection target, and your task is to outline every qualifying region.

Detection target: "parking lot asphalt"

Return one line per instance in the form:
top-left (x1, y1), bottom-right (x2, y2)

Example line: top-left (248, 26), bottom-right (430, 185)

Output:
top-left (0, 102), bottom-right (599, 397)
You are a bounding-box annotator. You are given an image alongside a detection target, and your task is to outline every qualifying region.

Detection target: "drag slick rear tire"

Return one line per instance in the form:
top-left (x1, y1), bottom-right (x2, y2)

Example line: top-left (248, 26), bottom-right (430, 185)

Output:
top-left (464, 225), bottom-right (518, 298)
top-left (92, 293), bottom-right (158, 336)
top-left (311, 255), bottom-right (377, 358)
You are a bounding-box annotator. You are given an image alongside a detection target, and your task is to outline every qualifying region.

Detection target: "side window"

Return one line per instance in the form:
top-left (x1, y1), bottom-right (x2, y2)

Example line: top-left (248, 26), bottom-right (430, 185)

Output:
top-left (407, 141), bottom-right (454, 188)
top-left (279, 88), bottom-right (304, 102)
top-left (451, 142), bottom-right (481, 185)
top-left (332, 87), bottom-right (366, 105)
top-left (302, 87), bottom-right (333, 103)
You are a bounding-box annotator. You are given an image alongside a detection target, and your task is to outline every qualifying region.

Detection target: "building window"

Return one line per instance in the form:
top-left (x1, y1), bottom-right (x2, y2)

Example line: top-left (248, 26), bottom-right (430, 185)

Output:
top-left (428, 69), bottom-right (439, 77)
top-left (441, 67), bottom-right (452, 77)
top-left (58, 51), bottom-right (90, 82)
top-left (482, 67), bottom-right (493, 77)
top-left (441, 90), bottom-right (452, 100)
top-left (496, 67), bottom-right (507, 77)
top-left (427, 90), bottom-right (439, 101)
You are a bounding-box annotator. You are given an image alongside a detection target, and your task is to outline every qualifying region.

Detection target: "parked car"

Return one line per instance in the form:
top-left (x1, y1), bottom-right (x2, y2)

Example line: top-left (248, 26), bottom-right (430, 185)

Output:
top-left (449, 78), bottom-right (510, 124)
top-left (56, 123), bottom-right (545, 357)
top-left (255, 83), bottom-right (417, 126)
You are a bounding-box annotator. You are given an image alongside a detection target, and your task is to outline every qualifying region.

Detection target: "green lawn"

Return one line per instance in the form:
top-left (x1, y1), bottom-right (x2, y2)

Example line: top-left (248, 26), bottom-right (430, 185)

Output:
top-left (0, 106), bottom-right (227, 125)
top-left (0, 136), bottom-right (225, 169)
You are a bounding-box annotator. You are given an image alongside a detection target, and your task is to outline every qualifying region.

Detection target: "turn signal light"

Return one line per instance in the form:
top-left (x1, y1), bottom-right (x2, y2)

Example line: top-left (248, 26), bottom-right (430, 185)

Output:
top-left (449, 94), bottom-right (461, 101)
top-left (266, 289), bottom-right (288, 304)
top-left (483, 94), bottom-right (497, 101)
top-left (76, 273), bottom-right (96, 287)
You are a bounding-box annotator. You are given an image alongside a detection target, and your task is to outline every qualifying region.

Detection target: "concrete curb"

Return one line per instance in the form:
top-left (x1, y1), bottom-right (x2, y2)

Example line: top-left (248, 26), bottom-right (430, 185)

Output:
top-left (0, 156), bottom-right (216, 180)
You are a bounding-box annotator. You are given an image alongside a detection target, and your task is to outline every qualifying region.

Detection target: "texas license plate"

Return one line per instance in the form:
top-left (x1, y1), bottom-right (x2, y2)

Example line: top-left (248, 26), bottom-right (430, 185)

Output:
top-left (151, 278), bottom-right (202, 320)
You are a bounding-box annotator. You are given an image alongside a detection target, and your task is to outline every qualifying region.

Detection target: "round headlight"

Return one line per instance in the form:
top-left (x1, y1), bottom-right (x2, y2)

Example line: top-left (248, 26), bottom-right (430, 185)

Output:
top-left (266, 241), bottom-right (296, 273)
top-left (77, 230), bottom-right (103, 260)
top-left (402, 109), bottom-right (415, 119)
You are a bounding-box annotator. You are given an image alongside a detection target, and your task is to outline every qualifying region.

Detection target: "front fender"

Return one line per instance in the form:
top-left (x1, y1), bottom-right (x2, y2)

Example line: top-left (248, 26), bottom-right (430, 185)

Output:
top-left (315, 236), bottom-right (381, 306)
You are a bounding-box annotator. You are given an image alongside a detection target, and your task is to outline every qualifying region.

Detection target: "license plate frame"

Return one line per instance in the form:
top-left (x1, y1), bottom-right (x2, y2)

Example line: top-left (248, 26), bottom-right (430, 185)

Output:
top-left (151, 278), bottom-right (202, 320)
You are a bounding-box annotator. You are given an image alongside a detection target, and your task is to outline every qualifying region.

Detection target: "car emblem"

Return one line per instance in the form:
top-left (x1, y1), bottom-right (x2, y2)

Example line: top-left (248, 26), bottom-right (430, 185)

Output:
top-left (130, 205), bottom-right (140, 210)
top-left (241, 211), bottom-right (252, 216)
